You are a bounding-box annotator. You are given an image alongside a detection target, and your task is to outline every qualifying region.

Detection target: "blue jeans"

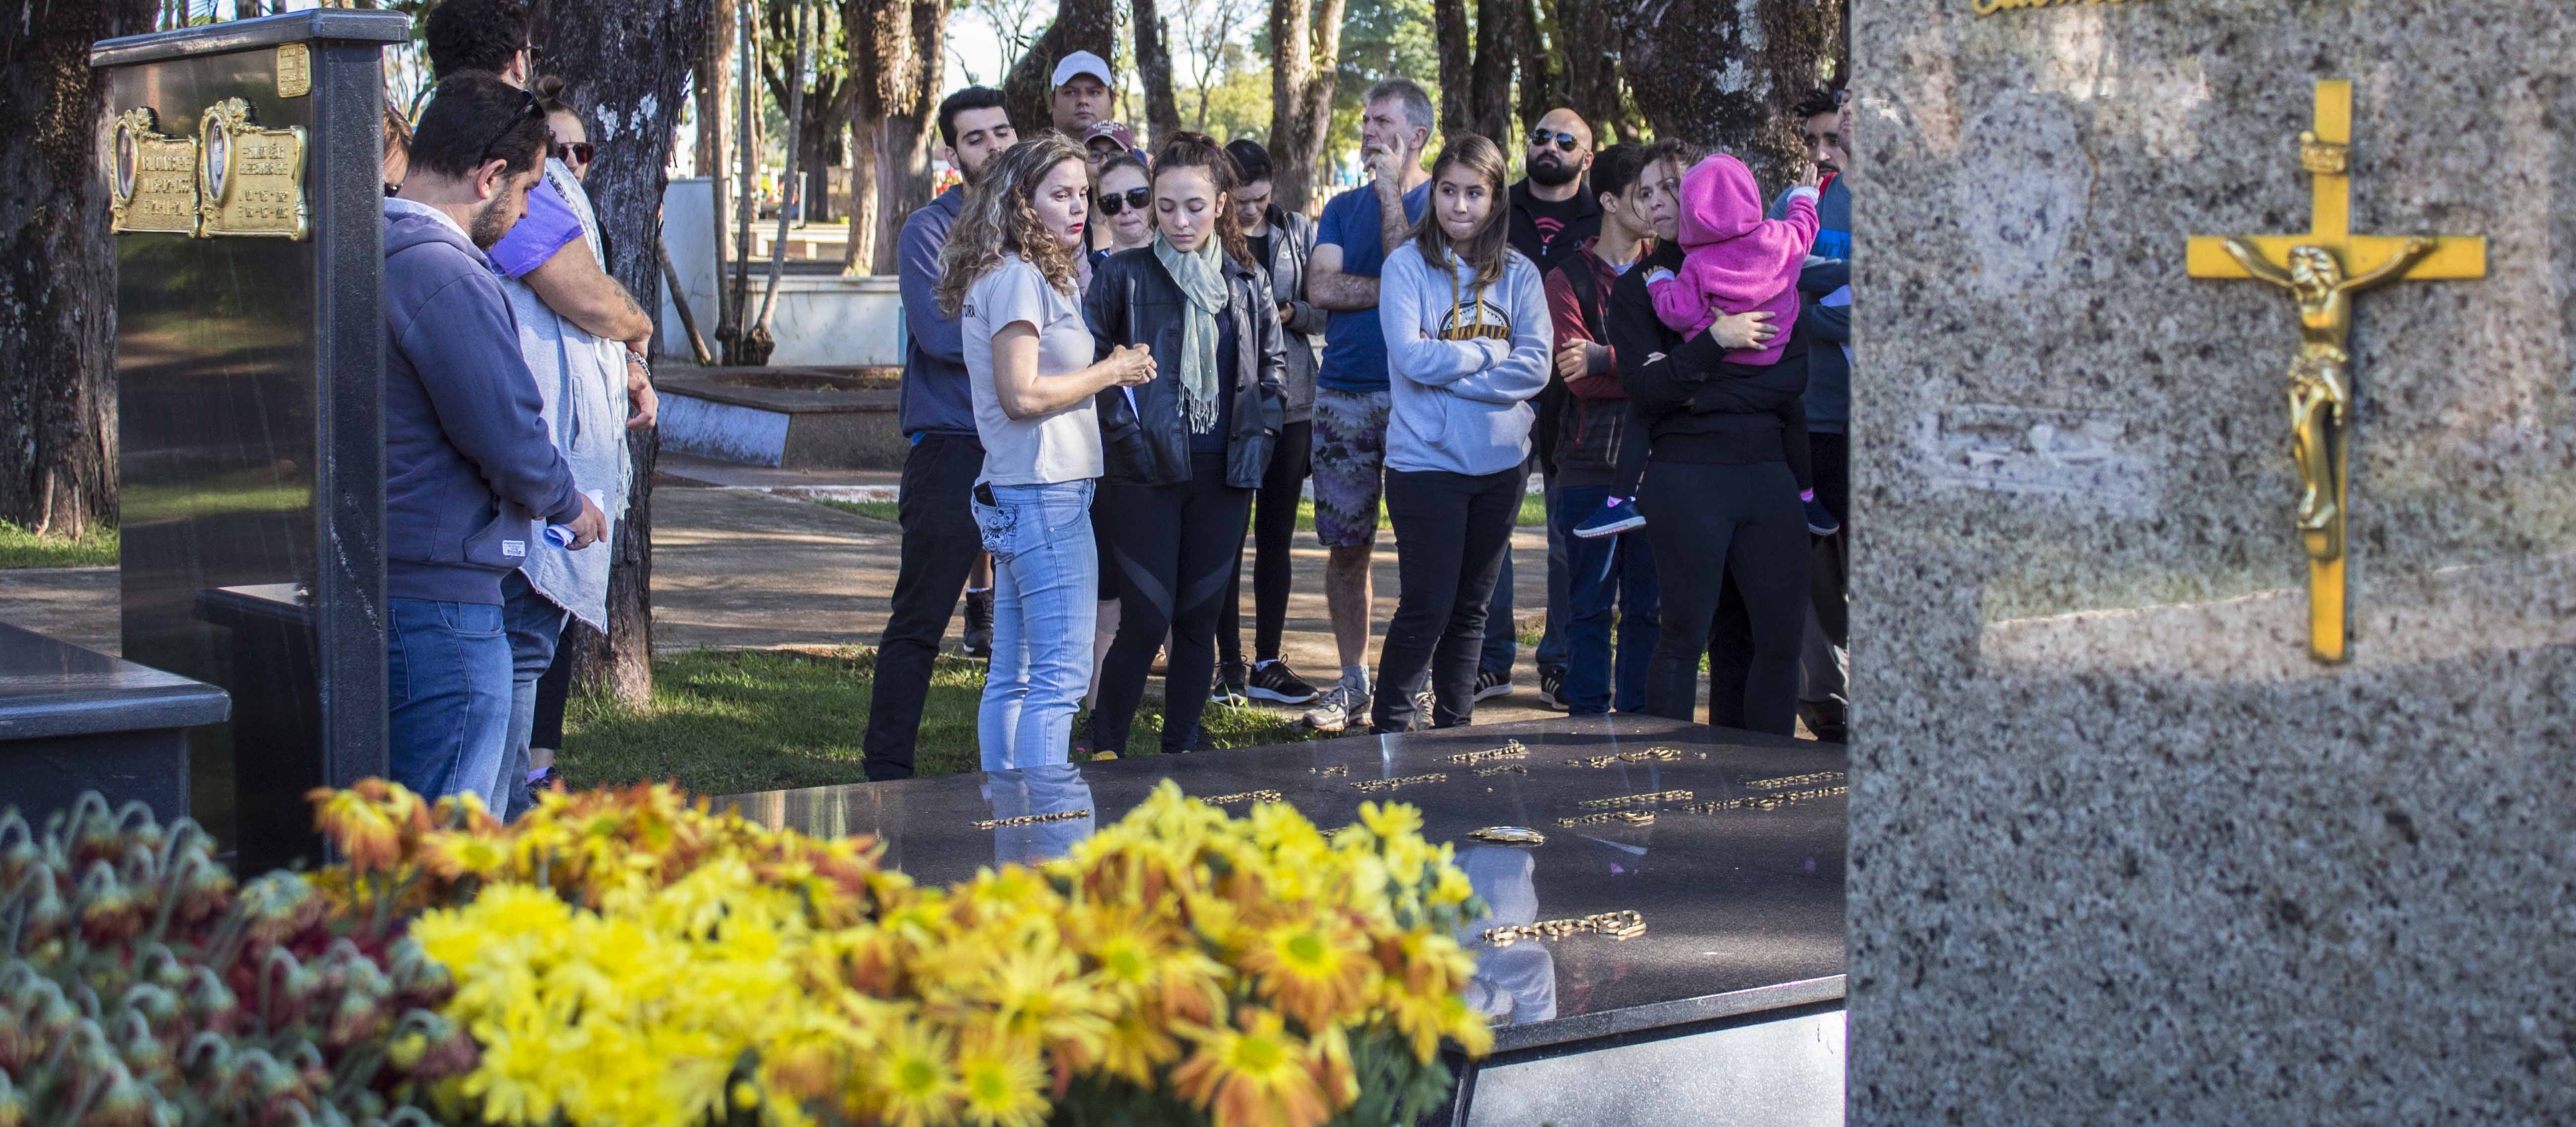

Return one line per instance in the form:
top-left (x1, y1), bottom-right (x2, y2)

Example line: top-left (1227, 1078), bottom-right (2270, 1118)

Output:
top-left (973, 480), bottom-right (1098, 771)
top-left (499, 572), bottom-right (569, 820)
top-left (1554, 484), bottom-right (1658, 715)
top-left (386, 597), bottom-right (512, 806)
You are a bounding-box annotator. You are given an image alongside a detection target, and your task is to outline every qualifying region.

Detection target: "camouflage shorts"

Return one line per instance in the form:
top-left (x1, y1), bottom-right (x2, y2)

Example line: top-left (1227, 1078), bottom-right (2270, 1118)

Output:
top-left (1309, 386), bottom-right (1392, 549)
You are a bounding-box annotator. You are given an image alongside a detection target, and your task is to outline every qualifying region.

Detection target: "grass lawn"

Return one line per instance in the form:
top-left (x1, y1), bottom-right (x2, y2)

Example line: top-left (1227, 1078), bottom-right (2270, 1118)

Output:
top-left (817, 498), bottom-right (900, 523)
top-left (0, 521), bottom-right (119, 568)
top-left (558, 647), bottom-right (1318, 796)
top-left (1291, 492), bottom-right (1546, 532)
top-left (830, 494), bottom-right (1544, 531)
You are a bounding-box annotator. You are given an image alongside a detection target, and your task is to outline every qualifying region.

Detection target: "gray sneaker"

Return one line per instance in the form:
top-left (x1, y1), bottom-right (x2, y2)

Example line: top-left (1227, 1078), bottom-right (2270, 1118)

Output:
top-left (1302, 680), bottom-right (1371, 733)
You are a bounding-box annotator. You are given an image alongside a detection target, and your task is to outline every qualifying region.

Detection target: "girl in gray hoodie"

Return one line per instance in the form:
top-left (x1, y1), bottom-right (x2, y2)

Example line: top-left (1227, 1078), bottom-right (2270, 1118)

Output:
top-left (1367, 134), bottom-right (1554, 732)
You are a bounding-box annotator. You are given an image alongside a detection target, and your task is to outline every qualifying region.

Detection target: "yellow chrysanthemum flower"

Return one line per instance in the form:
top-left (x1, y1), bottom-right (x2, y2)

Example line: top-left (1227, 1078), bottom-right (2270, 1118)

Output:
top-left (867, 1017), bottom-right (962, 1127)
top-left (956, 1031), bottom-right (1049, 1127)
top-left (1171, 1008), bottom-right (1335, 1127)
top-left (1243, 919), bottom-right (1378, 1031)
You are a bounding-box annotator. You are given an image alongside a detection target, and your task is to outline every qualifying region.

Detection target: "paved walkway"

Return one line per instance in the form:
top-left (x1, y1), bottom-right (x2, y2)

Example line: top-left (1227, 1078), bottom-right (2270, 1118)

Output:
top-left (0, 473), bottom-right (1574, 727)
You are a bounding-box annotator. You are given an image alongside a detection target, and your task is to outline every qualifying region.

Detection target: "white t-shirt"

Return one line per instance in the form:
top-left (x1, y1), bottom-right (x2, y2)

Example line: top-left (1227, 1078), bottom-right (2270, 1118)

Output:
top-left (962, 253), bottom-right (1103, 486)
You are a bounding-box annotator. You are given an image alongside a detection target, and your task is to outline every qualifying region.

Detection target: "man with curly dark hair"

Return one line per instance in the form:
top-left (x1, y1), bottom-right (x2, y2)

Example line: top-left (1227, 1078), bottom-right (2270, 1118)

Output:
top-left (424, 0), bottom-right (534, 83)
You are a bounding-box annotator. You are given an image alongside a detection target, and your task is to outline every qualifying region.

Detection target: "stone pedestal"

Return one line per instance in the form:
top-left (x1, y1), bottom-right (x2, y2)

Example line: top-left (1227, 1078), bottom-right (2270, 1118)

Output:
top-left (1850, 1), bottom-right (2576, 1118)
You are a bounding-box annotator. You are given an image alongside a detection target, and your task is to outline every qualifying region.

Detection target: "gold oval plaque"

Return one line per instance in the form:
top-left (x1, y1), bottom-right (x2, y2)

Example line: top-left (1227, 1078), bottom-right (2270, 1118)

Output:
top-left (110, 108), bottom-right (202, 236)
top-left (199, 97), bottom-right (309, 240)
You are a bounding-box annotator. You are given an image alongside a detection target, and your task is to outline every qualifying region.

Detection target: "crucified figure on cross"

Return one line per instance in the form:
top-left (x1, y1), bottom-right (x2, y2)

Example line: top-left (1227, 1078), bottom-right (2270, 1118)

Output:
top-left (2219, 235), bottom-right (2436, 563)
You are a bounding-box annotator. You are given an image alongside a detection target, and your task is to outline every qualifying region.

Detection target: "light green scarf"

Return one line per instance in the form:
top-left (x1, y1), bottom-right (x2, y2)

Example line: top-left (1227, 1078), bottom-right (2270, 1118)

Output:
top-left (1153, 232), bottom-right (1227, 435)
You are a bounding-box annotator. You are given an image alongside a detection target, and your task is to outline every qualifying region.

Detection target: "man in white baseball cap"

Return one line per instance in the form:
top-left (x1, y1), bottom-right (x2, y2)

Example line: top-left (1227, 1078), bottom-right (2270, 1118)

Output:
top-left (1049, 50), bottom-right (1114, 138)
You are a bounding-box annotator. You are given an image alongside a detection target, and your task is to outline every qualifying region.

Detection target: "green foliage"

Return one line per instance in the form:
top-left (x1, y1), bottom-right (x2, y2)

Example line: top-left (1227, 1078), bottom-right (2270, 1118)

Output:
top-left (559, 648), bottom-right (1320, 796)
top-left (0, 521), bottom-right (118, 569)
top-left (0, 795), bottom-right (472, 1126)
top-left (814, 498), bottom-right (901, 523)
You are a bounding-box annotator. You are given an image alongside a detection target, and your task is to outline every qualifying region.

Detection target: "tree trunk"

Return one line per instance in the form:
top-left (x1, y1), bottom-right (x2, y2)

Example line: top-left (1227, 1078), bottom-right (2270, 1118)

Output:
top-left (1617, 0), bottom-right (1837, 188)
top-left (1268, 0), bottom-right (1343, 212)
top-left (1129, 0), bottom-right (1179, 143)
top-left (0, 0), bottom-right (153, 537)
top-left (1430, 0), bottom-right (1471, 139)
top-left (1001, 0), bottom-right (1117, 138)
top-left (871, 0), bottom-right (945, 274)
top-left (1553, 0), bottom-right (1624, 144)
top-left (1467, 0), bottom-right (1514, 145)
top-left (541, 0), bottom-right (715, 707)
top-left (1511, 0), bottom-right (1553, 140)
top-left (695, 0), bottom-right (736, 179)
top-left (753, 0), bottom-right (810, 344)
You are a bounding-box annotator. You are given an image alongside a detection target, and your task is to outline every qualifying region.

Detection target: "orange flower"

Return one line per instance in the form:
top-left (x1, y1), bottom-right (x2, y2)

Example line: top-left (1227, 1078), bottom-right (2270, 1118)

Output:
top-left (1241, 919), bottom-right (1377, 1031)
top-left (1171, 1009), bottom-right (1335, 1127)
top-left (310, 785), bottom-right (404, 876)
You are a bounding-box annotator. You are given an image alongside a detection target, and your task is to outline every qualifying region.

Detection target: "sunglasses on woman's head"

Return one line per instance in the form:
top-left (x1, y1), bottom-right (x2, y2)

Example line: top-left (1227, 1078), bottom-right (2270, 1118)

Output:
top-left (553, 141), bottom-right (595, 166)
top-left (1530, 128), bottom-right (1581, 153)
top-left (1097, 186), bottom-right (1152, 215)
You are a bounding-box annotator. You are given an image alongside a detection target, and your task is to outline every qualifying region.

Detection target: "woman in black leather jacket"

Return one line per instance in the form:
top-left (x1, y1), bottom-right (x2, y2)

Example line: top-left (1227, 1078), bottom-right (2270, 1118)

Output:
top-left (1082, 131), bottom-right (1288, 757)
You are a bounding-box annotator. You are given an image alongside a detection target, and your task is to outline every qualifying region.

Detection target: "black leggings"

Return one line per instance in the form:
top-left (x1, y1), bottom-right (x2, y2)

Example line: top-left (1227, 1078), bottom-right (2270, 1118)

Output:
top-left (1220, 418), bottom-right (1312, 666)
top-left (1638, 459), bottom-right (1807, 735)
top-left (1094, 454), bottom-right (1256, 754)
top-left (1610, 397), bottom-right (1812, 498)
top-left (1371, 466), bottom-right (1522, 731)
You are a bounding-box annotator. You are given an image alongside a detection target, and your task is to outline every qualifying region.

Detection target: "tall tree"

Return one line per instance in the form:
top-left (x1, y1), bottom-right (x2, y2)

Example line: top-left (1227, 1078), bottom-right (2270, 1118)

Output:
top-left (1266, 0), bottom-right (1344, 211)
top-left (1551, 0), bottom-right (1623, 144)
top-left (0, 0), bottom-right (155, 537)
top-left (847, 0), bottom-right (947, 274)
top-left (1428, 0), bottom-right (1513, 145)
top-left (1129, 0), bottom-right (1179, 141)
top-left (1510, 0), bottom-right (1553, 139)
top-left (762, 0), bottom-right (853, 224)
top-left (1428, 0), bottom-right (1468, 138)
top-left (543, 0), bottom-right (714, 705)
top-left (1173, 0), bottom-right (1251, 132)
top-left (1618, 0), bottom-right (1837, 186)
top-left (1000, 0), bottom-right (1117, 137)
top-left (695, 0), bottom-right (736, 179)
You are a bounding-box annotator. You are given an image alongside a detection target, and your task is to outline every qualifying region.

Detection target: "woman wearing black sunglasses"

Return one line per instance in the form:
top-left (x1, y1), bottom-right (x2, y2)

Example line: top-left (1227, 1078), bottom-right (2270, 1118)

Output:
top-left (1089, 154), bottom-right (1155, 267)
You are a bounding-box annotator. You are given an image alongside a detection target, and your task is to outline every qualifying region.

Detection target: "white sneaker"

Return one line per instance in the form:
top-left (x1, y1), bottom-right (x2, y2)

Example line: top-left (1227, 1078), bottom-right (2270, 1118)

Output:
top-left (1302, 681), bottom-right (1371, 733)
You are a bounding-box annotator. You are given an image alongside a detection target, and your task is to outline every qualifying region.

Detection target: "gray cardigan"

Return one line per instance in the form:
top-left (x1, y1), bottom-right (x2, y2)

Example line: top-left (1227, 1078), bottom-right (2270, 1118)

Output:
top-left (1256, 205), bottom-right (1324, 424)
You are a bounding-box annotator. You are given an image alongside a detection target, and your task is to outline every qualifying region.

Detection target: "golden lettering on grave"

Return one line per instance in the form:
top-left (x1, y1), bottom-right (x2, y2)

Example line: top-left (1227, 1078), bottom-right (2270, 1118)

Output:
top-left (110, 108), bottom-right (203, 236)
top-left (199, 97), bottom-right (310, 240)
top-left (275, 43), bottom-right (311, 98)
top-left (2186, 79), bottom-right (2485, 664)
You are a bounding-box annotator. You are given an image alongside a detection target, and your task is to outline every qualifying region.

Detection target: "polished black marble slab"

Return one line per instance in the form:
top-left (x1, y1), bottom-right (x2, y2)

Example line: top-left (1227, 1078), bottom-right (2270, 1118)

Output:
top-left (0, 621), bottom-right (229, 824)
top-left (99, 13), bottom-right (390, 854)
top-left (719, 715), bottom-right (1848, 1054)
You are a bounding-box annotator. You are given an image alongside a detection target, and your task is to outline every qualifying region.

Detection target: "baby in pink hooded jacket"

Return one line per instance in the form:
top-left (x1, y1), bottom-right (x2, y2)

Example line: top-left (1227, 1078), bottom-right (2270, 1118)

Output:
top-left (1647, 153), bottom-right (1821, 364)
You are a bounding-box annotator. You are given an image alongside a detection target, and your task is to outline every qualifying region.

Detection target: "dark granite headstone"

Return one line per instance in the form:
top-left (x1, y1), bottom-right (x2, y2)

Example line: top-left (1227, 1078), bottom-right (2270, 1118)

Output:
top-left (720, 715), bottom-right (1849, 1125)
top-left (91, 11), bottom-right (408, 868)
top-left (0, 621), bottom-right (228, 825)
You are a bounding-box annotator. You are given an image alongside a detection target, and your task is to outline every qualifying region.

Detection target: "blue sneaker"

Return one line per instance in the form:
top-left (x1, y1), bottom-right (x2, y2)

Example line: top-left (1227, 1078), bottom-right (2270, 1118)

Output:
top-left (1803, 496), bottom-right (1840, 538)
top-left (1572, 498), bottom-right (1647, 539)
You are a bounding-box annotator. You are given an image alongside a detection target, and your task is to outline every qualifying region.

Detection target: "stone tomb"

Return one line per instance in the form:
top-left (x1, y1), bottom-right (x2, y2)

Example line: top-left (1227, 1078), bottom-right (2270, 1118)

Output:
top-left (91, 10), bottom-right (409, 867)
top-left (0, 622), bottom-right (227, 824)
top-left (1852, 0), bottom-right (2576, 1119)
top-left (722, 715), bottom-right (1848, 1127)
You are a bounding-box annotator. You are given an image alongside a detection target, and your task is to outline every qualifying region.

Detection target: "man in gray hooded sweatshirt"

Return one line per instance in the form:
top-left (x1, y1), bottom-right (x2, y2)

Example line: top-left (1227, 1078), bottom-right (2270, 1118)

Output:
top-left (381, 73), bottom-right (606, 806)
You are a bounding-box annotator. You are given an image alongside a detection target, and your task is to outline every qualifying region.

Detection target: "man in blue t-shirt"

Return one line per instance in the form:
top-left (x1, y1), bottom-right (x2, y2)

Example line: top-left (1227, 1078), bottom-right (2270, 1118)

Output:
top-left (1296, 78), bottom-right (1434, 733)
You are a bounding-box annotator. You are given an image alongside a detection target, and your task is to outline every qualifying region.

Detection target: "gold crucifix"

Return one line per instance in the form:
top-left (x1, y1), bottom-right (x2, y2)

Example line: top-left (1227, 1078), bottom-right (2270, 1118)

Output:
top-left (2186, 79), bottom-right (2485, 664)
